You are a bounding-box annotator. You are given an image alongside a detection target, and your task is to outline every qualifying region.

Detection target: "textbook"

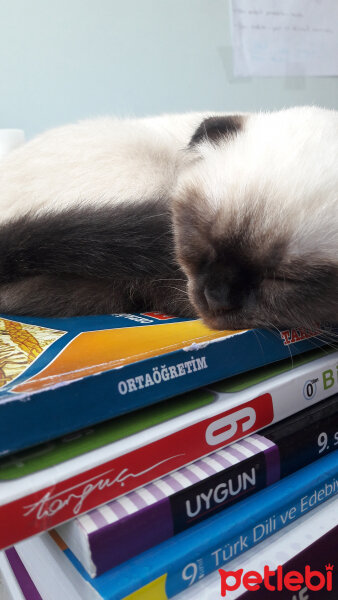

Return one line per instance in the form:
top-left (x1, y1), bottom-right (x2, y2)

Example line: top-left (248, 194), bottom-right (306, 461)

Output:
top-left (4, 496), bottom-right (338, 600)
top-left (174, 494), bottom-right (338, 600)
top-left (0, 349), bottom-right (336, 551)
top-left (14, 451), bottom-right (338, 599)
top-left (0, 312), bottom-right (333, 454)
top-left (56, 393), bottom-right (338, 577)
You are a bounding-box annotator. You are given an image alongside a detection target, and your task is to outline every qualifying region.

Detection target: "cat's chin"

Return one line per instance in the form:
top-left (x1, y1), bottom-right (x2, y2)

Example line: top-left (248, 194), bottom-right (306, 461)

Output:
top-left (198, 309), bottom-right (258, 332)
top-left (193, 300), bottom-right (312, 332)
top-left (188, 283), bottom-right (331, 332)
top-left (197, 307), bottom-right (324, 334)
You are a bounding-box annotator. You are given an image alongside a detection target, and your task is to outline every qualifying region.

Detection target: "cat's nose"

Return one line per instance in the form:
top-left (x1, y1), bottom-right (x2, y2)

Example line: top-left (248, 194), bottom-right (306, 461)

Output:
top-left (204, 284), bottom-right (239, 312)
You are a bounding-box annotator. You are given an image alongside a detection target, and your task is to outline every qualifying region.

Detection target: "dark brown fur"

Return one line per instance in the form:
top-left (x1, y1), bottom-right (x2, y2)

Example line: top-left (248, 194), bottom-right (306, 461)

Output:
top-left (0, 200), bottom-right (192, 318)
top-left (0, 274), bottom-right (192, 317)
top-left (189, 115), bottom-right (244, 147)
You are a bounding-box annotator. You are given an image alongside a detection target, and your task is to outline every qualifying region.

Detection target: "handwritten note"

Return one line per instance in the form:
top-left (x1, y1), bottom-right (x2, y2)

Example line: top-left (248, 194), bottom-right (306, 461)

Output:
top-left (230, 0), bottom-right (338, 76)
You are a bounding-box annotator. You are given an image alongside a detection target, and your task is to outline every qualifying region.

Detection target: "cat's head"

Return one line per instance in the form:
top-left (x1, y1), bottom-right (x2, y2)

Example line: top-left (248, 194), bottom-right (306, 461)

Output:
top-left (173, 107), bottom-right (338, 330)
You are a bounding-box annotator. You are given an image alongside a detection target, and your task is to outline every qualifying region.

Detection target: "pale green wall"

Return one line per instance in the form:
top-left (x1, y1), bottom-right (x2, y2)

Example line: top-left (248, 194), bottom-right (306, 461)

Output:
top-left (1, 0), bottom-right (337, 138)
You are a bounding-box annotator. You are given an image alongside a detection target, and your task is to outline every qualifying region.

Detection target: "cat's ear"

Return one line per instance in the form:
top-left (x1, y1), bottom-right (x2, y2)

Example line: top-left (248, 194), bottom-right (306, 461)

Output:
top-left (189, 115), bottom-right (243, 148)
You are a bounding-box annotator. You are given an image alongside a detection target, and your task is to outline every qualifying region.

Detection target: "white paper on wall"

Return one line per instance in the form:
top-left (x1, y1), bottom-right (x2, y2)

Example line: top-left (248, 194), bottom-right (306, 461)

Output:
top-left (230, 0), bottom-right (338, 77)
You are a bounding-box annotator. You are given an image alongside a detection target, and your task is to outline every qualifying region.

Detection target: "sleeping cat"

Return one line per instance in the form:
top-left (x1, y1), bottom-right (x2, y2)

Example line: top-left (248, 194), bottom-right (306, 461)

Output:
top-left (0, 106), bottom-right (337, 331)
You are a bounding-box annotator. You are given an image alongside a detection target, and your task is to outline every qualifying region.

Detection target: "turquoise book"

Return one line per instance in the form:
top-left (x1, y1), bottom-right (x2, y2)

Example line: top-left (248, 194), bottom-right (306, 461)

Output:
top-left (0, 311), bottom-right (333, 454)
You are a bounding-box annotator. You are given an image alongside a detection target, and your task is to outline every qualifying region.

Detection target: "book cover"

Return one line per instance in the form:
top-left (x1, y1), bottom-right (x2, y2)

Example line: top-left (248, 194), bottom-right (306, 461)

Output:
top-left (56, 393), bottom-right (338, 577)
top-left (0, 312), bottom-right (333, 454)
top-left (14, 451), bottom-right (338, 599)
top-left (0, 350), bottom-right (336, 550)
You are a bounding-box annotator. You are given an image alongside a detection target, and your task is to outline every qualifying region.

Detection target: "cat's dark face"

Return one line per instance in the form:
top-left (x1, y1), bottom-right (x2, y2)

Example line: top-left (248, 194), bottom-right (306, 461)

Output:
top-left (173, 111), bottom-right (338, 330)
top-left (173, 195), bottom-right (337, 330)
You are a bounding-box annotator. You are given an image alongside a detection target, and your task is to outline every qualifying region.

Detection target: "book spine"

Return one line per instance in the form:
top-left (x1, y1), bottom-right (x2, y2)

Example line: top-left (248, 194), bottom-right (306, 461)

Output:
top-left (0, 355), bottom-right (336, 550)
top-left (264, 394), bottom-right (338, 478)
top-left (88, 438), bottom-right (274, 575)
top-left (164, 467), bottom-right (338, 597)
top-left (4, 547), bottom-right (42, 600)
top-left (1, 325), bottom-right (333, 455)
top-left (87, 395), bottom-right (337, 575)
top-left (171, 392), bottom-right (338, 534)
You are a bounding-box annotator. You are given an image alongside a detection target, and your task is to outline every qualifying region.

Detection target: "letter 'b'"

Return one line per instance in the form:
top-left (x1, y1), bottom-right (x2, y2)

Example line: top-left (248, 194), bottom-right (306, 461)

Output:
top-left (304, 566), bottom-right (326, 591)
top-left (219, 569), bottom-right (243, 597)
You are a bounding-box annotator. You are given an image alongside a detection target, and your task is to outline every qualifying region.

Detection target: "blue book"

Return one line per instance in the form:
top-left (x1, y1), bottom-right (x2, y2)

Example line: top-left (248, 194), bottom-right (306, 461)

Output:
top-left (14, 451), bottom-right (338, 599)
top-left (0, 312), bottom-right (333, 454)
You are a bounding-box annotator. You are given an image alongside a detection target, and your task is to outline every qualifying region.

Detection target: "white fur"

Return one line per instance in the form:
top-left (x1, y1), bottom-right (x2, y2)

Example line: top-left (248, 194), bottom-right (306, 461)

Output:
top-left (0, 106), bottom-right (336, 264)
top-left (0, 112), bottom-right (209, 223)
top-left (175, 106), bottom-right (338, 264)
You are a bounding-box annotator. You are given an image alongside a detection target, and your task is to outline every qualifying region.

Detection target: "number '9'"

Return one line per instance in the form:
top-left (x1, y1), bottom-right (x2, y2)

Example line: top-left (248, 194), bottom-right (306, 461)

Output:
top-left (318, 431), bottom-right (328, 453)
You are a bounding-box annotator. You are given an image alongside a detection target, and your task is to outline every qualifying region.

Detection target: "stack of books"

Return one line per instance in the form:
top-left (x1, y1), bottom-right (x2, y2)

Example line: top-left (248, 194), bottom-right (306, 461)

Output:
top-left (0, 312), bottom-right (337, 599)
